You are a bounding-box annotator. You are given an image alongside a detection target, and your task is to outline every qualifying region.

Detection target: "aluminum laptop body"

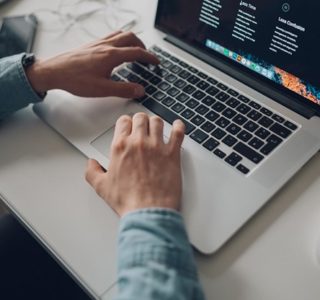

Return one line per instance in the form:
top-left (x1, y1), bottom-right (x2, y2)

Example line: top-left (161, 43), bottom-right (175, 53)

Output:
top-left (34, 0), bottom-right (320, 255)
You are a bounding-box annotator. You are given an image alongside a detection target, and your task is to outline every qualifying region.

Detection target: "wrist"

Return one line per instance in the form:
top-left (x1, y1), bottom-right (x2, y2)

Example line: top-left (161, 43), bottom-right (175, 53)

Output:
top-left (25, 58), bottom-right (55, 94)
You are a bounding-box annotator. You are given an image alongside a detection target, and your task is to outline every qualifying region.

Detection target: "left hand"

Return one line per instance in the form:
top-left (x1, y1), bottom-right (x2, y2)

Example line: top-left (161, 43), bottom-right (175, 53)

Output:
top-left (26, 31), bottom-right (160, 98)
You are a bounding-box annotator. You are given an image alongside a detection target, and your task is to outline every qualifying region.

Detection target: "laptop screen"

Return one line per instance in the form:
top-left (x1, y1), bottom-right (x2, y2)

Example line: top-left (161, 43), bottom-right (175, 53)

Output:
top-left (155, 0), bottom-right (320, 110)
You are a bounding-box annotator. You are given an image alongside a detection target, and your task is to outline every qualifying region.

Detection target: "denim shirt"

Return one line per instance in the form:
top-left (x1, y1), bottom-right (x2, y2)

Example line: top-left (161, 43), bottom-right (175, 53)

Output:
top-left (0, 53), bottom-right (205, 300)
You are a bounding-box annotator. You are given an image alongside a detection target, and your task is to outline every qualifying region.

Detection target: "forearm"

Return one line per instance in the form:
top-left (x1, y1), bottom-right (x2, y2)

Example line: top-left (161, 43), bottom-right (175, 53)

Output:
top-left (115, 209), bottom-right (205, 300)
top-left (0, 54), bottom-right (44, 119)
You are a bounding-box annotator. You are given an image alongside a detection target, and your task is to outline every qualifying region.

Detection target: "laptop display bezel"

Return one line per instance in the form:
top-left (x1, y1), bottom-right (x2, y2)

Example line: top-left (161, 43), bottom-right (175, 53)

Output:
top-left (154, 1), bottom-right (320, 118)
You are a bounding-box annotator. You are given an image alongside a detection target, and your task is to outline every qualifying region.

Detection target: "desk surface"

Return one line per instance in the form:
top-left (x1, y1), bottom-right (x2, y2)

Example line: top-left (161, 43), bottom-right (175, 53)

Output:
top-left (1, 1), bottom-right (320, 299)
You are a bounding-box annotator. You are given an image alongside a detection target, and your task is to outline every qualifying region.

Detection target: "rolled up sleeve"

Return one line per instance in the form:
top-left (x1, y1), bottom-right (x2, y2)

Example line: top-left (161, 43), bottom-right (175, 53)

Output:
top-left (115, 208), bottom-right (205, 300)
top-left (0, 53), bottom-right (44, 119)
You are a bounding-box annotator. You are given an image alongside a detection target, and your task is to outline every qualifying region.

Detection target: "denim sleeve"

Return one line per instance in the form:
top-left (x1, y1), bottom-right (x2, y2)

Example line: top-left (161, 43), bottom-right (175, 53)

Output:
top-left (115, 208), bottom-right (205, 300)
top-left (0, 53), bottom-right (44, 120)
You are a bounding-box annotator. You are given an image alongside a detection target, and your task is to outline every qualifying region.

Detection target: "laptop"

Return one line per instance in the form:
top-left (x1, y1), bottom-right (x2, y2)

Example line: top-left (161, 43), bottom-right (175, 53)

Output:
top-left (34, 0), bottom-right (320, 255)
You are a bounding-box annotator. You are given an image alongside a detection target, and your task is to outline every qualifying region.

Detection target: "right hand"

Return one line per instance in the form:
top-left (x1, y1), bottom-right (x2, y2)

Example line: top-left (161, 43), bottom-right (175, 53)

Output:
top-left (85, 113), bottom-right (185, 217)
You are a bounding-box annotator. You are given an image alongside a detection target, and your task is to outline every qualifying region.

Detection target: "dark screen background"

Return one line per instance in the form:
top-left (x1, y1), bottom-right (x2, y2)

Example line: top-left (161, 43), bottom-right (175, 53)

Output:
top-left (156, 0), bottom-right (319, 94)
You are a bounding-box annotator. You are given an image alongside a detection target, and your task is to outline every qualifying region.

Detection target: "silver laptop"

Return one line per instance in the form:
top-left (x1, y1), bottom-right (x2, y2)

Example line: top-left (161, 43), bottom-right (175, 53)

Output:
top-left (34, 0), bottom-right (320, 254)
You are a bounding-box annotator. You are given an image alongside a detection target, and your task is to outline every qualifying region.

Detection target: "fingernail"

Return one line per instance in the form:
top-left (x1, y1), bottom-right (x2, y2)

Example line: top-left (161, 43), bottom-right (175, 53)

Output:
top-left (135, 85), bottom-right (145, 98)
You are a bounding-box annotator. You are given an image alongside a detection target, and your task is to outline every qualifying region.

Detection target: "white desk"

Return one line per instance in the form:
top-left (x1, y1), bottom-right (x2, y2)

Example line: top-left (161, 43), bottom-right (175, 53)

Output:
top-left (1, 1), bottom-right (320, 299)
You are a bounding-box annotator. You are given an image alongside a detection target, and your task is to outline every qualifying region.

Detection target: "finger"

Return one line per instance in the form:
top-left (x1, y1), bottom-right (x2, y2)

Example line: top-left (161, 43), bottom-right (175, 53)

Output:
top-left (114, 115), bottom-right (132, 139)
top-left (99, 80), bottom-right (145, 98)
top-left (103, 30), bottom-right (123, 41)
top-left (149, 116), bottom-right (164, 142)
top-left (132, 113), bottom-right (149, 137)
top-left (85, 159), bottom-right (105, 188)
top-left (107, 31), bottom-right (146, 49)
top-left (110, 47), bottom-right (160, 68)
top-left (168, 119), bottom-right (185, 150)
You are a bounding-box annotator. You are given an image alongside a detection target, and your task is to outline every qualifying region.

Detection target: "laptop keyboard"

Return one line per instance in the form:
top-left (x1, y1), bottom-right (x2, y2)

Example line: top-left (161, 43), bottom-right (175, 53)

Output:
top-left (112, 46), bottom-right (299, 175)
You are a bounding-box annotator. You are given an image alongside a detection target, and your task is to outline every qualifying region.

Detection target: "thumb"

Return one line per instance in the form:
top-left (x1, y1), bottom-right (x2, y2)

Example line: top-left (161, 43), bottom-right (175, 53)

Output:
top-left (103, 80), bottom-right (145, 99)
top-left (85, 159), bottom-right (106, 189)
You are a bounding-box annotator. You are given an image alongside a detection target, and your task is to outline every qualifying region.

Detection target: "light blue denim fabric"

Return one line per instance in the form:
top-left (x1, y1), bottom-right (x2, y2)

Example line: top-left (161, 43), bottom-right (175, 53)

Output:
top-left (1, 54), bottom-right (205, 300)
top-left (0, 53), bottom-right (43, 120)
top-left (116, 209), bottom-right (205, 300)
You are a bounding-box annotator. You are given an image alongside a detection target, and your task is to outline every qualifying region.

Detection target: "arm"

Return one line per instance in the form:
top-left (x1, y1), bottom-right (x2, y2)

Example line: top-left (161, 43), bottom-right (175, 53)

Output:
top-left (86, 114), bottom-right (206, 300)
top-left (0, 31), bottom-right (159, 120)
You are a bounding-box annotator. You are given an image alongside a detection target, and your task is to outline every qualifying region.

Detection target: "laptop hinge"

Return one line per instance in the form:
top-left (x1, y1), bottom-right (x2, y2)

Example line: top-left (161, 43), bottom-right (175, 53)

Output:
top-left (164, 35), bottom-right (317, 120)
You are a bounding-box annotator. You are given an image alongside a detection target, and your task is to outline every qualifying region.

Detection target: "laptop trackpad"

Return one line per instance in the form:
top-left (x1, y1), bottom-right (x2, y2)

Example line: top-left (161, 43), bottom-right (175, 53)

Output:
top-left (91, 126), bottom-right (116, 159)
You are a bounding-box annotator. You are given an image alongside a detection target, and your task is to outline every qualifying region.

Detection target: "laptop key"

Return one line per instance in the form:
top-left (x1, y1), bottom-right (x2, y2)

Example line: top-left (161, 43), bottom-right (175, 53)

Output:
top-left (227, 89), bottom-right (239, 97)
top-left (178, 70), bottom-right (191, 79)
top-left (167, 87), bottom-right (180, 97)
top-left (143, 98), bottom-right (195, 134)
top-left (174, 79), bottom-right (187, 88)
top-left (170, 65), bottom-right (182, 74)
top-left (284, 121), bottom-right (298, 131)
top-left (207, 77), bottom-right (218, 85)
top-left (177, 93), bottom-right (189, 103)
top-left (181, 109), bottom-right (195, 119)
top-left (260, 107), bottom-right (273, 116)
top-left (195, 104), bottom-right (209, 115)
top-left (187, 75), bottom-right (200, 85)
top-left (150, 76), bottom-right (162, 85)
top-left (222, 135), bottom-right (238, 147)
top-left (212, 128), bottom-right (227, 139)
top-left (205, 110), bottom-right (219, 122)
top-left (118, 68), bottom-right (130, 78)
top-left (226, 123), bottom-right (241, 135)
top-left (214, 149), bottom-right (226, 159)
top-left (255, 128), bottom-right (271, 139)
top-left (212, 102), bottom-right (226, 113)
top-left (237, 104), bottom-right (251, 114)
top-left (193, 90), bottom-right (206, 101)
top-left (258, 116), bottom-right (274, 128)
top-left (191, 115), bottom-right (205, 126)
top-left (233, 114), bottom-right (248, 126)
top-left (190, 129), bottom-right (209, 144)
top-left (226, 97), bottom-right (240, 108)
top-left (186, 99), bottom-right (199, 109)
top-left (270, 123), bottom-right (291, 138)
top-left (244, 121), bottom-right (259, 132)
top-left (198, 72), bottom-right (208, 79)
top-left (225, 152), bottom-right (242, 166)
top-left (162, 97), bottom-right (176, 107)
top-left (238, 95), bottom-right (250, 103)
top-left (183, 85), bottom-right (197, 94)
top-left (247, 110), bottom-right (262, 121)
top-left (158, 82), bottom-right (170, 91)
top-left (249, 137), bottom-right (264, 150)
top-left (206, 86), bottom-right (220, 96)
top-left (272, 114), bottom-right (285, 123)
top-left (153, 91), bottom-right (166, 101)
top-left (202, 96), bottom-right (216, 107)
top-left (201, 121), bottom-right (216, 133)
top-left (197, 80), bottom-right (210, 90)
top-left (188, 66), bottom-right (198, 73)
top-left (145, 85), bottom-right (157, 95)
top-left (215, 91), bottom-right (230, 102)
top-left (172, 103), bottom-right (185, 113)
top-left (238, 130), bottom-right (253, 142)
top-left (217, 83), bottom-right (228, 91)
top-left (237, 164), bottom-right (250, 174)
top-left (165, 74), bottom-right (178, 83)
top-left (111, 74), bottom-right (121, 81)
top-left (249, 101), bottom-right (261, 110)
top-left (234, 142), bottom-right (264, 164)
top-left (216, 117), bottom-right (231, 128)
top-left (260, 135), bottom-right (283, 155)
top-left (223, 108), bottom-right (237, 119)
top-left (203, 138), bottom-right (220, 151)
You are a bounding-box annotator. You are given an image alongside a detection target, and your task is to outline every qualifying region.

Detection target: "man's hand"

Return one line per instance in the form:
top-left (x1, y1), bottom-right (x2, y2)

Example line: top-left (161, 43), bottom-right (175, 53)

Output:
top-left (26, 31), bottom-right (159, 98)
top-left (85, 113), bottom-right (185, 217)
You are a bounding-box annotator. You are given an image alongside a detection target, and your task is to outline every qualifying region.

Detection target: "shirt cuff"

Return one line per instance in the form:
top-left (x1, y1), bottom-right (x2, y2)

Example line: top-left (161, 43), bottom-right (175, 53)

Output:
top-left (0, 53), bottom-right (44, 119)
top-left (118, 208), bottom-right (198, 280)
